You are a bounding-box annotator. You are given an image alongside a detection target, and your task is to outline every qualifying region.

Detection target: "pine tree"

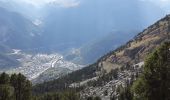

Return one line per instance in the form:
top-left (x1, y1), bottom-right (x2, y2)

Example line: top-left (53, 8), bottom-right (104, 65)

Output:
top-left (16, 73), bottom-right (32, 100)
top-left (0, 85), bottom-right (14, 100)
top-left (132, 42), bottom-right (170, 100)
top-left (0, 73), bottom-right (32, 100)
top-left (87, 96), bottom-right (93, 100)
top-left (10, 74), bottom-right (18, 100)
top-left (62, 91), bottom-right (80, 100)
top-left (0, 72), bottom-right (10, 84)
top-left (23, 80), bottom-right (32, 100)
top-left (94, 96), bottom-right (101, 100)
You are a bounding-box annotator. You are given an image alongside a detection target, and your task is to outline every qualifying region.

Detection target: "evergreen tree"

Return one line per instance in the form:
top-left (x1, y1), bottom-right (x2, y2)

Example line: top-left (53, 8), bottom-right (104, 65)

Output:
top-left (87, 96), bottom-right (93, 100)
top-left (10, 74), bottom-right (18, 88)
top-left (0, 85), bottom-right (14, 100)
top-left (10, 74), bottom-right (18, 100)
top-left (16, 73), bottom-right (32, 100)
top-left (132, 42), bottom-right (170, 100)
top-left (23, 80), bottom-right (32, 100)
top-left (62, 91), bottom-right (80, 100)
top-left (0, 73), bottom-right (32, 100)
top-left (110, 95), bottom-right (116, 100)
top-left (0, 72), bottom-right (10, 84)
top-left (94, 96), bottom-right (101, 100)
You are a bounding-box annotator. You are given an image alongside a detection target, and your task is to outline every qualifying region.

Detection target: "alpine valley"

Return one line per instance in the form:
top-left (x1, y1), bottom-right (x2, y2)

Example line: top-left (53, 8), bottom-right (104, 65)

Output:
top-left (33, 14), bottom-right (170, 100)
top-left (0, 1), bottom-right (170, 100)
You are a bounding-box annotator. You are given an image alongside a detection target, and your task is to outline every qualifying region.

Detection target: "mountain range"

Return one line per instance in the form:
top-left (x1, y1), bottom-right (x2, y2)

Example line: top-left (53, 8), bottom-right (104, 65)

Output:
top-left (42, 0), bottom-right (165, 51)
top-left (33, 14), bottom-right (170, 99)
top-left (0, 0), bottom-right (169, 84)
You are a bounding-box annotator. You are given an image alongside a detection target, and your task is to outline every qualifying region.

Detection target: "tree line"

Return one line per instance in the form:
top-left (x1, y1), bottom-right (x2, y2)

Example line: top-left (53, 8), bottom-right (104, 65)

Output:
top-left (0, 73), bottom-right (32, 100)
top-left (1, 42), bottom-right (170, 100)
top-left (0, 73), bottom-right (101, 100)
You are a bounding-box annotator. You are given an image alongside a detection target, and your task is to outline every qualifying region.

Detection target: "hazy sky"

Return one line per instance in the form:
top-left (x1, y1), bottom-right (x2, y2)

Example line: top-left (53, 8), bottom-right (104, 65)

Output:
top-left (0, 0), bottom-right (80, 8)
top-left (0, 0), bottom-right (170, 13)
top-left (139, 0), bottom-right (170, 12)
top-left (0, 0), bottom-right (170, 10)
top-left (11, 0), bottom-right (81, 8)
top-left (29, 0), bottom-right (170, 13)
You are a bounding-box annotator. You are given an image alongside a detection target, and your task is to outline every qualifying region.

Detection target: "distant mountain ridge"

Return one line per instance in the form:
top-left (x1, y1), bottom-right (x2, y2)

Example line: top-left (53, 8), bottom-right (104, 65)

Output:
top-left (0, 7), bottom-right (41, 49)
top-left (0, 7), bottom-right (41, 70)
top-left (0, 0), bottom-right (167, 65)
top-left (0, 0), bottom-right (166, 51)
top-left (0, 0), bottom-right (169, 85)
top-left (41, 0), bottom-right (165, 52)
top-left (33, 14), bottom-right (170, 97)
top-left (65, 30), bottom-right (137, 64)
top-left (0, 44), bottom-right (20, 70)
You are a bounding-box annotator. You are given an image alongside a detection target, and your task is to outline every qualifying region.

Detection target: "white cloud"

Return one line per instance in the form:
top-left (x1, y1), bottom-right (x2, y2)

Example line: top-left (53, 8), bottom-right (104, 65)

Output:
top-left (1, 0), bottom-right (80, 8)
top-left (48, 0), bottom-right (80, 8)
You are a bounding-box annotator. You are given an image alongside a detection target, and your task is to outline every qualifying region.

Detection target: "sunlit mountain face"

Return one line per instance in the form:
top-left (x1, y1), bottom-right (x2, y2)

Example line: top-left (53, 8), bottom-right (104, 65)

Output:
top-left (0, 0), bottom-right (169, 82)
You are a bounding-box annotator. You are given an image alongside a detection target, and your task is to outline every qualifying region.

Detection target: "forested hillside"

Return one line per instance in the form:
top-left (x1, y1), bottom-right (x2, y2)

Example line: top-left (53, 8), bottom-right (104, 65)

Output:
top-left (0, 73), bottom-right (32, 100)
top-left (0, 73), bottom-right (83, 100)
top-left (1, 38), bottom-right (169, 100)
top-left (33, 15), bottom-right (170, 99)
top-left (131, 42), bottom-right (170, 100)
top-left (0, 1), bottom-right (170, 99)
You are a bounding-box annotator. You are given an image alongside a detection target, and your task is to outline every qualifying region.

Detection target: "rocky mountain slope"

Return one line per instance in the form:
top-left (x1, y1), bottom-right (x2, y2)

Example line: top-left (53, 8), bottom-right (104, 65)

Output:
top-left (33, 15), bottom-right (170, 99)
top-left (79, 15), bottom-right (170, 99)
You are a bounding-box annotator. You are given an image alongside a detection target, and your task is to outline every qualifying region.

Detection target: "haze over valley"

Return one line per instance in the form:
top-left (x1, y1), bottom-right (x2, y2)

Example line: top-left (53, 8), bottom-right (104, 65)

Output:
top-left (0, 0), bottom-right (170, 83)
top-left (1, 0), bottom-right (170, 100)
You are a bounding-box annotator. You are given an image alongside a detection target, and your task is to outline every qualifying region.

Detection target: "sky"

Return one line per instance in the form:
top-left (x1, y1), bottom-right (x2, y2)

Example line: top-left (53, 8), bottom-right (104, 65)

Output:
top-left (139, 0), bottom-right (170, 13)
top-left (0, 0), bottom-right (80, 8)
top-left (0, 0), bottom-right (170, 10)
top-left (13, 0), bottom-right (81, 8)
